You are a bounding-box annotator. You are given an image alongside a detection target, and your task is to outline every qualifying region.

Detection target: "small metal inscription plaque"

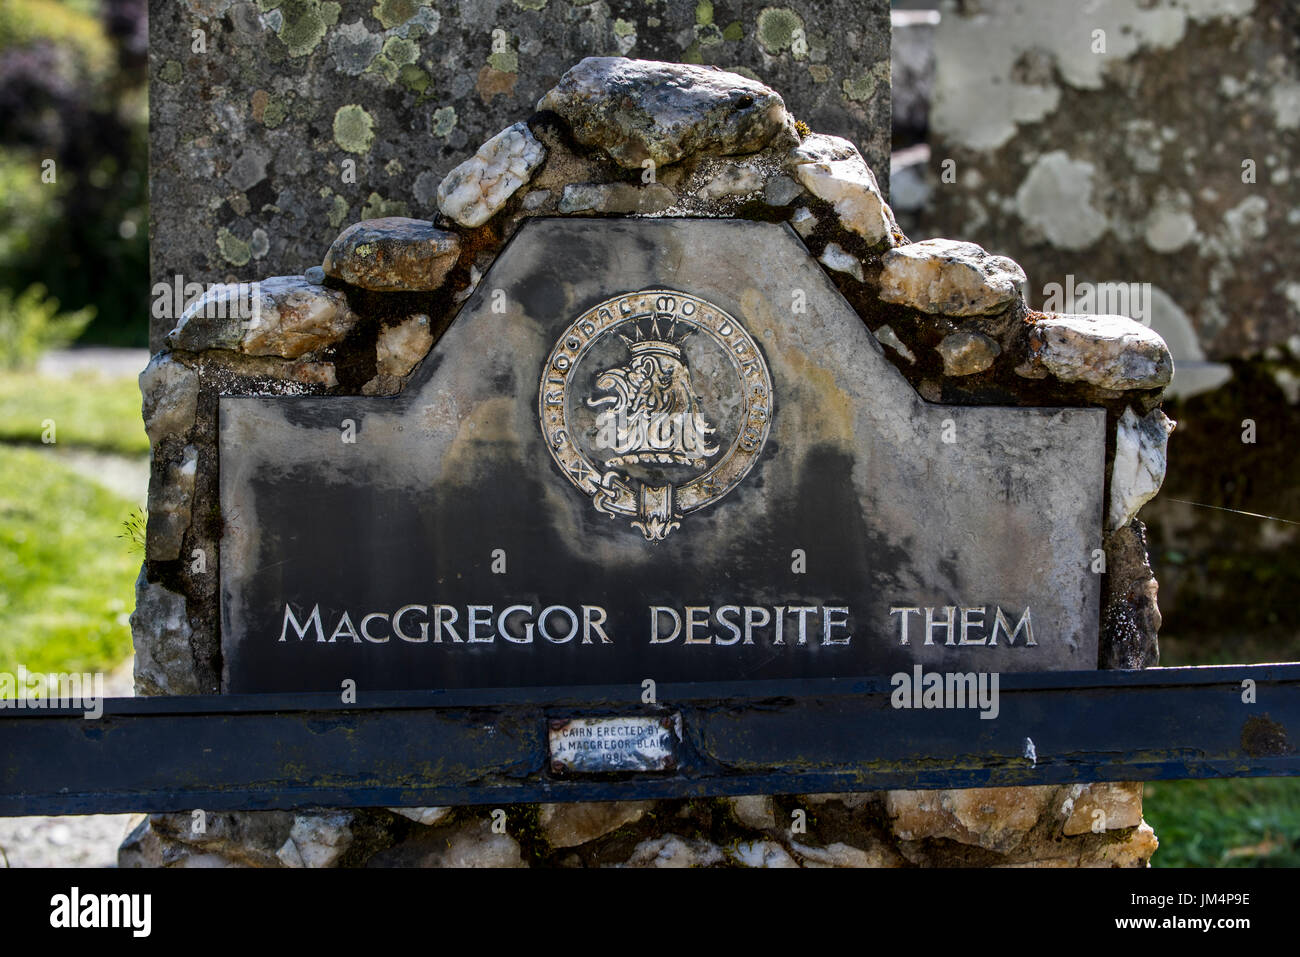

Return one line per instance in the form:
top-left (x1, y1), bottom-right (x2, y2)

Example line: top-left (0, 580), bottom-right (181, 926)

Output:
top-left (548, 714), bottom-right (682, 774)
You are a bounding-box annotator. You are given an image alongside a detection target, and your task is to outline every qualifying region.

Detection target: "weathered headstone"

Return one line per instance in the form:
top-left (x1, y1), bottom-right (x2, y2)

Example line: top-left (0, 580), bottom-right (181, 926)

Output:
top-left (129, 56), bottom-right (1170, 867)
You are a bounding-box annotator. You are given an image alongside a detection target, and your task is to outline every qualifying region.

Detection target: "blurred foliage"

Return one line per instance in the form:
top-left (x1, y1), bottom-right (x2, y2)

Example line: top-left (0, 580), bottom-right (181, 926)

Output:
top-left (0, 0), bottom-right (115, 70)
top-left (0, 444), bottom-right (137, 679)
top-left (0, 0), bottom-right (148, 347)
top-left (0, 370), bottom-right (148, 454)
top-left (1145, 779), bottom-right (1300, 868)
top-left (0, 284), bottom-right (95, 369)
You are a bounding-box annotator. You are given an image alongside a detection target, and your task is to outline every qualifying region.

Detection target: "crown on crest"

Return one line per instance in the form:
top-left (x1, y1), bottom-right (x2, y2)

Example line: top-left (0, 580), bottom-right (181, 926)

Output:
top-left (619, 313), bottom-right (693, 360)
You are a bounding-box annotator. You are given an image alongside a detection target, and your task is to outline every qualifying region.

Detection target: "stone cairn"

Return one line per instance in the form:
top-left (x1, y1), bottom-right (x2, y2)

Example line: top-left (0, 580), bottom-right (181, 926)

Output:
top-left (127, 57), bottom-right (1171, 867)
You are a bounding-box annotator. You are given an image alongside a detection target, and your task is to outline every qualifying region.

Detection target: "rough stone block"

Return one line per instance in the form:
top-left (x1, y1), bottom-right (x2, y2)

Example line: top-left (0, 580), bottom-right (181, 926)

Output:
top-left (323, 219), bottom-right (459, 292)
top-left (539, 57), bottom-right (795, 169)
top-left (537, 801), bottom-right (652, 849)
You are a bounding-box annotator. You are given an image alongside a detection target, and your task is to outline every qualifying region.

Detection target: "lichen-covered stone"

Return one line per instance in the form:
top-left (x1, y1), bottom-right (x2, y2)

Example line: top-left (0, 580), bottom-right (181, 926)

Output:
top-left (558, 182), bottom-right (677, 215)
top-left (763, 174), bottom-right (803, 206)
top-left (789, 206), bottom-right (818, 237)
top-left (937, 331), bottom-right (1000, 376)
top-left (1081, 821), bottom-right (1158, 867)
top-left (800, 792), bottom-right (875, 809)
top-left (538, 801), bottom-right (652, 849)
top-left (166, 277), bottom-right (360, 360)
top-left (789, 839), bottom-right (902, 868)
top-left (698, 163), bottom-right (766, 200)
top-left (879, 239), bottom-right (1025, 317)
top-left (886, 786), bottom-right (1056, 853)
top-left (1018, 313), bottom-right (1173, 392)
top-left (436, 122), bottom-right (545, 228)
top-left (276, 812), bottom-right (354, 868)
top-left (789, 135), bottom-right (894, 245)
top-left (120, 810), bottom-right (296, 868)
top-left (728, 840), bottom-right (799, 868)
top-left (147, 6), bottom-right (893, 352)
top-left (1109, 406), bottom-right (1175, 530)
top-left (727, 795), bottom-right (776, 830)
top-left (388, 806), bottom-right (452, 827)
top-left (323, 218), bottom-right (459, 292)
top-left (625, 833), bottom-right (724, 868)
top-left (376, 313), bottom-right (433, 379)
top-left (366, 818), bottom-right (526, 868)
top-left (788, 132), bottom-right (862, 165)
top-left (874, 324), bottom-right (917, 363)
top-left (140, 354), bottom-right (199, 447)
top-left (538, 57), bottom-right (796, 169)
top-left (146, 445), bottom-right (198, 561)
top-left (129, 571), bottom-right (199, 696)
top-left (819, 242), bottom-right (864, 280)
top-left (1101, 520), bottom-right (1162, 669)
top-left (1062, 782), bottom-right (1143, 836)
top-left (924, 0), bottom-right (1297, 360)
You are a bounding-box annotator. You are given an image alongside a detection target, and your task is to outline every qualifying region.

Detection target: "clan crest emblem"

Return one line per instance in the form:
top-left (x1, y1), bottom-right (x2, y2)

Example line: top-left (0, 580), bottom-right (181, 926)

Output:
top-left (539, 290), bottom-right (773, 541)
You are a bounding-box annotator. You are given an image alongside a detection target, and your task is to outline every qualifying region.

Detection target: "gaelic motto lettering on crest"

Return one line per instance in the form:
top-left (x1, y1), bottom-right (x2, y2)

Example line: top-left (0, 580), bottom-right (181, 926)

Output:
top-left (539, 291), bottom-right (773, 541)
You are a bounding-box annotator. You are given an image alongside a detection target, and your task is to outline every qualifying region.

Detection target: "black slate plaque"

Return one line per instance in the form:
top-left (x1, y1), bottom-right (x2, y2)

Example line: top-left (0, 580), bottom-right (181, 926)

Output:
top-left (220, 219), bottom-right (1105, 694)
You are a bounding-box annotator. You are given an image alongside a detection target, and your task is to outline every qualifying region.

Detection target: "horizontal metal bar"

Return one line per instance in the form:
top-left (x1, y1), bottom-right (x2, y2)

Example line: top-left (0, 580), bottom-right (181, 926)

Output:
top-left (0, 664), bottom-right (1296, 816)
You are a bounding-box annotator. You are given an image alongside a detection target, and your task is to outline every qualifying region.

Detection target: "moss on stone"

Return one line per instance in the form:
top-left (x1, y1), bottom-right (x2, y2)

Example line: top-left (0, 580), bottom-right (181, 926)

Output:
top-left (263, 96), bottom-right (289, 128)
top-left (371, 0), bottom-right (426, 30)
top-left (275, 0), bottom-right (340, 58)
top-left (216, 227), bottom-right (251, 267)
top-left (333, 103), bottom-right (375, 154)
top-left (842, 62), bottom-right (888, 102)
top-left (382, 34), bottom-right (419, 66)
top-left (696, 23), bottom-right (723, 47)
top-left (360, 191), bottom-right (409, 219)
top-left (367, 37), bottom-right (417, 85)
top-left (398, 64), bottom-right (433, 102)
top-left (431, 105), bottom-right (457, 138)
top-left (613, 18), bottom-right (635, 38)
top-left (327, 193), bottom-right (349, 228)
top-left (513, 0), bottom-right (547, 9)
top-left (159, 60), bottom-right (182, 84)
top-left (722, 20), bottom-right (744, 42)
top-left (756, 6), bottom-right (803, 55)
top-left (695, 0), bottom-right (713, 26)
top-left (842, 74), bottom-right (874, 102)
top-left (487, 47), bottom-right (519, 74)
top-left (681, 40), bottom-right (703, 64)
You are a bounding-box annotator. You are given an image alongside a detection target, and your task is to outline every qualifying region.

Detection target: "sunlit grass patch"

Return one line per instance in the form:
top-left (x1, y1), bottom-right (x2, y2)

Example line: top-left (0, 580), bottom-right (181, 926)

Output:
top-left (0, 445), bottom-right (138, 681)
top-left (0, 371), bottom-right (148, 456)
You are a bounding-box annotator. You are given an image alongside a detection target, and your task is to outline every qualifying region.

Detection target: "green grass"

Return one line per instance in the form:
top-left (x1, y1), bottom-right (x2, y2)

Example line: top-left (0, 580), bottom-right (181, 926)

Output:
top-left (1144, 778), bottom-right (1300, 868)
top-left (0, 371), bottom-right (148, 456)
top-left (0, 444), bottom-right (139, 681)
top-left (1144, 631), bottom-right (1300, 867)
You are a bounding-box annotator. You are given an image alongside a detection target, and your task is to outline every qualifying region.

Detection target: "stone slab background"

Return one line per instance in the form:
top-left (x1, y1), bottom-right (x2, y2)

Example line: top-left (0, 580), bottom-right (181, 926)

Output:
top-left (148, 0), bottom-right (891, 350)
top-left (919, 0), bottom-right (1299, 365)
top-left (905, 0), bottom-right (1300, 659)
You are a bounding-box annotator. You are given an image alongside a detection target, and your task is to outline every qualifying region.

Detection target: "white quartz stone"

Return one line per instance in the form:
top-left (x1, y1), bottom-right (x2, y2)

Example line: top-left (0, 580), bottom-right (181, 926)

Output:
top-left (1109, 406), bottom-right (1175, 530)
top-left (437, 122), bottom-right (546, 228)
